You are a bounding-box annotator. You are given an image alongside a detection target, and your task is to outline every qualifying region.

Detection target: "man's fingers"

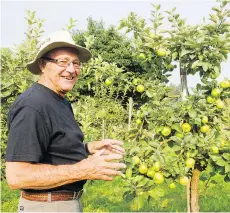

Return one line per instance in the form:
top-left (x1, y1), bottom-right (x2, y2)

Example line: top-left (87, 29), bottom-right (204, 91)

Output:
top-left (103, 169), bottom-right (122, 176)
top-left (109, 145), bottom-right (125, 154)
top-left (94, 149), bottom-right (105, 156)
top-left (96, 174), bottom-right (113, 181)
top-left (103, 139), bottom-right (124, 146)
top-left (105, 162), bottom-right (126, 170)
top-left (103, 153), bottom-right (123, 161)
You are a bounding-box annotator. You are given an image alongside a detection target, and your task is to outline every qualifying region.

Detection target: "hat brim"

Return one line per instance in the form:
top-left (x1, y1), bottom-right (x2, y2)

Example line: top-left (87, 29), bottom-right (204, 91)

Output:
top-left (27, 42), bottom-right (92, 75)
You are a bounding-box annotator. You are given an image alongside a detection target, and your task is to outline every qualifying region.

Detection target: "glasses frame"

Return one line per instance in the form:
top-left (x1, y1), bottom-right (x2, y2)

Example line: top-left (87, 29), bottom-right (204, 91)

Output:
top-left (41, 57), bottom-right (82, 70)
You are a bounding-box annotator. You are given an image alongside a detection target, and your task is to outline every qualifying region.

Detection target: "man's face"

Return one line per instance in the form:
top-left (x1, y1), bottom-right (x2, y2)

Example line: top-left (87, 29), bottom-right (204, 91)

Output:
top-left (39, 48), bottom-right (80, 96)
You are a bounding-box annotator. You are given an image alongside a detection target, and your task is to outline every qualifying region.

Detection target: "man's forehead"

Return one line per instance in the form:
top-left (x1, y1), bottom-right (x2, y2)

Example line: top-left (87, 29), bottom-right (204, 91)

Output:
top-left (50, 48), bottom-right (79, 58)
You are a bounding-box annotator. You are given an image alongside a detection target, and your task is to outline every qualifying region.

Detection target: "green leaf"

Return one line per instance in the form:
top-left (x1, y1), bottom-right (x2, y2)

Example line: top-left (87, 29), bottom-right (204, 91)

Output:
top-left (172, 52), bottom-right (178, 60)
top-left (162, 146), bottom-right (173, 153)
top-left (224, 175), bottom-right (230, 182)
top-left (186, 144), bottom-right (196, 149)
top-left (146, 90), bottom-right (153, 98)
top-left (123, 191), bottom-right (135, 203)
top-left (210, 180), bottom-right (218, 184)
top-left (184, 134), bottom-right (193, 143)
top-left (194, 118), bottom-right (201, 126)
top-left (225, 164), bottom-right (230, 173)
top-left (191, 60), bottom-right (200, 69)
top-left (189, 54), bottom-right (196, 60)
top-left (216, 158), bottom-right (228, 167)
top-left (137, 177), bottom-right (150, 187)
top-left (209, 154), bottom-right (223, 162)
top-left (171, 123), bottom-right (182, 132)
top-left (202, 62), bottom-right (209, 72)
top-left (200, 176), bottom-right (208, 181)
top-left (132, 196), bottom-right (145, 209)
top-left (156, 4), bottom-right (161, 10)
top-left (171, 145), bottom-right (181, 152)
top-left (214, 66), bottom-right (219, 73)
top-left (188, 109), bottom-right (197, 118)
top-left (133, 175), bottom-right (145, 183)
top-left (149, 187), bottom-right (165, 199)
top-left (149, 141), bottom-right (160, 148)
top-left (180, 49), bottom-right (191, 57)
top-left (223, 153), bottom-right (230, 160)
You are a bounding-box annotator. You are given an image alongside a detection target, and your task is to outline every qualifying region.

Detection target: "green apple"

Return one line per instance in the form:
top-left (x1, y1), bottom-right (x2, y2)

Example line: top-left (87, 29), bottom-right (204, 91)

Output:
top-left (211, 146), bottom-right (219, 154)
top-left (161, 126), bottom-right (172, 137)
top-left (136, 85), bottom-right (145, 93)
top-left (169, 183), bottom-right (176, 189)
top-left (201, 116), bottom-right (209, 124)
top-left (138, 53), bottom-right (146, 60)
top-left (136, 119), bottom-right (142, 125)
top-left (152, 162), bottom-right (161, 171)
top-left (206, 96), bottom-right (216, 104)
top-left (154, 172), bottom-right (164, 184)
top-left (139, 164), bottom-right (148, 174)
top-left (132, 156), bottom-right (140, 165)
top-left (200, 125), bottom-right (210, 133)
top-left (185, 158), bottom-right (195, 168)
top-left (220, 80), bottom-right (230, 89)
top-left (182, 123), bottom-right (192, 133)
top-left (147, 168), bottom-right (155, 178)
top-left (156, 48), bottom-right (167, 57)
top-left (179, 176), bottom-right (189, 185)
top-left (211, 88), bottom-right (221, 98)
top-left (105, 78), bottom-right (113, 86)
top-left (216, 99), bottom-right (224, 109)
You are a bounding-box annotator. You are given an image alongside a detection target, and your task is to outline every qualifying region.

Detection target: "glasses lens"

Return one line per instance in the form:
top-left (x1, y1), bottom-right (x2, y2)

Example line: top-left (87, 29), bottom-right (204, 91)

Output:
top-left (58, 60), bottom-right (69, 67)
top-left (55, 59), bottom-right (82, 69)
top-left (73, 61), bottom-right (81, 69)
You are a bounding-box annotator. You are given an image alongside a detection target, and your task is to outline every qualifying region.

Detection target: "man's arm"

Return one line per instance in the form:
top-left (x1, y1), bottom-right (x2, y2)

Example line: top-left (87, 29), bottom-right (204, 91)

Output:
top-left (6, 150), bottom-right (126, 190)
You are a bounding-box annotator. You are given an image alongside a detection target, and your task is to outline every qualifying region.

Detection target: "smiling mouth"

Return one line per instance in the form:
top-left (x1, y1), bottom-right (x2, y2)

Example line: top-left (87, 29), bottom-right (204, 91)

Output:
top-left (62, 76), bottom-right (74, 80)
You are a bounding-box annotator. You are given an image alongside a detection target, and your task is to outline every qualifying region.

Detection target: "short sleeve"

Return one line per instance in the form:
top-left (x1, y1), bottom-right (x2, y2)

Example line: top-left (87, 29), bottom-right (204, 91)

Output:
top-left (5, 106), bottom-right (50, 163)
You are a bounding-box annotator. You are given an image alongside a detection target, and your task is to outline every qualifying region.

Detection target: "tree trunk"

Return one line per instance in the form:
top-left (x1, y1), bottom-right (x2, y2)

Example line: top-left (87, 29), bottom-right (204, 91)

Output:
top-left (187, 180), bottom-right (191, 213)
top-left (190, 169), bottom-right (200, 212)
top-left (180, 63), bottom-right (189, 101)
top-left (128, 97), bottom-right (133, 131)
top-left (179, 62), bottom-right (200, 212)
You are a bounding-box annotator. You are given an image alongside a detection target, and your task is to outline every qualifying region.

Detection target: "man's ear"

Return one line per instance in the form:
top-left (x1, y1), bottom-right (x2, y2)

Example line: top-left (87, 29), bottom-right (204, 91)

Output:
top-left (38, 59), bottom-right (46, 72)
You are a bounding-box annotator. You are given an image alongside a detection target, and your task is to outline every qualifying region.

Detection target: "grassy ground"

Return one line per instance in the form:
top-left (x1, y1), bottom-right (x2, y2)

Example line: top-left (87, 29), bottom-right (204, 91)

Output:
top-left (1, 174), bottom-right (230, 212)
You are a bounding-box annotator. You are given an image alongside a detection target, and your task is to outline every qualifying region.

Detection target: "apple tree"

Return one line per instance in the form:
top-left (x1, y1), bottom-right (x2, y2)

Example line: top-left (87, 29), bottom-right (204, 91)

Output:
top-left (119, 1), bottom-right (230, 212)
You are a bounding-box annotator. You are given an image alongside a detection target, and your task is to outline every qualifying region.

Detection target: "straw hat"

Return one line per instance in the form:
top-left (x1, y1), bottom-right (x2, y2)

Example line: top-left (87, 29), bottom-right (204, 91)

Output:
top-left (27, 30), bottom-right (92, 75)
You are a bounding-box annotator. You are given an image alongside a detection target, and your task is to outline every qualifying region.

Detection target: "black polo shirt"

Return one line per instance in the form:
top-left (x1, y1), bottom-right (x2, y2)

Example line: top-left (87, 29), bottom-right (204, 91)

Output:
top-left (5, 82), bottom-right (88, 192)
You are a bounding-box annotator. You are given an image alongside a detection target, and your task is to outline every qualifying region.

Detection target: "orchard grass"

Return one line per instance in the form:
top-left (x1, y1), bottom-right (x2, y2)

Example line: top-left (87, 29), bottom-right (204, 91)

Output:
top-left (1, 174), bottom-right (230, 212)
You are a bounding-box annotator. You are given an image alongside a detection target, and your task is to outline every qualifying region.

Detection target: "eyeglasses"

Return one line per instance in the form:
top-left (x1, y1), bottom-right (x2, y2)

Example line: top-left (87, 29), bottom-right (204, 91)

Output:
top-left (41, 57), bottom-right (82, 70)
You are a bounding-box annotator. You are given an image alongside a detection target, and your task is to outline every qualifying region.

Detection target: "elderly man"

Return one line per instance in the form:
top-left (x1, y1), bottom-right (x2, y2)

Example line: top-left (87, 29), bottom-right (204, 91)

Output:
top-left (5, 31), bottom-right (126, 212)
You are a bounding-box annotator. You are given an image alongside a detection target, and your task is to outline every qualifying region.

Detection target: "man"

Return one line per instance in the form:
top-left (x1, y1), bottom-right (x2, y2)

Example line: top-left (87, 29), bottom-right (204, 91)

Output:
top-left (5, 30), bottom-right (126, 212)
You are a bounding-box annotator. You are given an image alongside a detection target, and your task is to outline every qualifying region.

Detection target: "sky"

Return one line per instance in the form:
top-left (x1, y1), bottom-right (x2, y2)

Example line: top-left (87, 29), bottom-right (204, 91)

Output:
top-left (1, 0), bottom-right (230, 87)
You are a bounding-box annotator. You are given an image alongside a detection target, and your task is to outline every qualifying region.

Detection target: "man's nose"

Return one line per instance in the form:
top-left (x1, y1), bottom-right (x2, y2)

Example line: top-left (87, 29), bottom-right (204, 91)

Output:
top-left (66, 62), bottom-right (75, 73)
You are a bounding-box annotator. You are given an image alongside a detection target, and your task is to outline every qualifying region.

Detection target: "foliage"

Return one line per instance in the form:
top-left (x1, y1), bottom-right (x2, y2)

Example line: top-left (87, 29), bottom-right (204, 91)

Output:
top-left (118, 1), bottom-right (230, 211)
top-left (2, 176), bottom-right (230, 212)
top-left (0, 10), bottom-right (44, 179)
top-left (72, 17), bottom-right (144, 73)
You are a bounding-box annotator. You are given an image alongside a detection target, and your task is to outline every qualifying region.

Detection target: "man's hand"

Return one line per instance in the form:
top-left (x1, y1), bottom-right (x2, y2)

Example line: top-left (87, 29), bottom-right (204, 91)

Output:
top-left (86, 139), bottom-right (125, 155)
top-left (78, 149), bottom-right (126, 181)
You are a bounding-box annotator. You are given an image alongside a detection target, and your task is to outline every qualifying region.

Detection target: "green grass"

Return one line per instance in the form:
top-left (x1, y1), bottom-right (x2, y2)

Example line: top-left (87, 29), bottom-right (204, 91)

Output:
top-left (1, 174), bottom-right (230, 212)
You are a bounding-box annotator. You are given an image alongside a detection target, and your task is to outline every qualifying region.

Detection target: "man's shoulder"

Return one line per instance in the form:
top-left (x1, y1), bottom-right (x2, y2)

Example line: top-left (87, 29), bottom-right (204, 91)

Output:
top-left (10, 83), bottom-right (52, 113)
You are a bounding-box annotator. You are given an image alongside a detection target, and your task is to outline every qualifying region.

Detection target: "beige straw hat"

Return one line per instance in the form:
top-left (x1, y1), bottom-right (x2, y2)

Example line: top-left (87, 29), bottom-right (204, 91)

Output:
top-left (27, 30), bottom-right (92, 75)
